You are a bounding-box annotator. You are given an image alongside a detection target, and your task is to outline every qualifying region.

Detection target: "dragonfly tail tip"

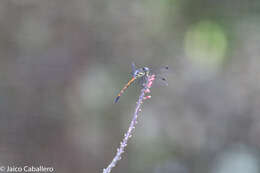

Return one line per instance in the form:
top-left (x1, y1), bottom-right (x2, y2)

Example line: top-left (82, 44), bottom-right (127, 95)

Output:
top-left (114, 96), bottom-right (120, 103)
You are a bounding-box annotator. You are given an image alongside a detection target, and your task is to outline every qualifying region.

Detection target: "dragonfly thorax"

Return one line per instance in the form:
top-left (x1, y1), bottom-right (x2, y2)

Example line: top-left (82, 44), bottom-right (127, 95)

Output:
top-left (134, 67), bottom-right (150, 79)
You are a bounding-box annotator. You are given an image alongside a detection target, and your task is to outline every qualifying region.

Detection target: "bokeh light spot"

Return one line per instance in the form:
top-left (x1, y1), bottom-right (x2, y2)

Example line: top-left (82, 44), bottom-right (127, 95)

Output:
top-left (185, 21), bottom-right (227, 68)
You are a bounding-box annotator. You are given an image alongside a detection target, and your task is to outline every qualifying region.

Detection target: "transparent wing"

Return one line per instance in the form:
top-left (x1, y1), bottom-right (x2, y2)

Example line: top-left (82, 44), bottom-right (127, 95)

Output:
top-left (151, 65), bottom-right (169, 87)
top-left (136, 76), bottom-right (147, 87)
top-left (154, 75), bottom-right (168, 86)
top-left (131, 62), bottom-right (136, 76)
top-left (151, 65), bottom-right (169, 75)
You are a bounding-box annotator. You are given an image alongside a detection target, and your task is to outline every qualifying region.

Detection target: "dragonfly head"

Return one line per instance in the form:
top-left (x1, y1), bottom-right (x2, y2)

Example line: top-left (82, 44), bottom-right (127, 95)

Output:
top-left (134, 70), bottom-right (144, 78)
top-left (133, 66), bottom-right (150, 79)
top-left (142, 67), bottom-right (150, 76)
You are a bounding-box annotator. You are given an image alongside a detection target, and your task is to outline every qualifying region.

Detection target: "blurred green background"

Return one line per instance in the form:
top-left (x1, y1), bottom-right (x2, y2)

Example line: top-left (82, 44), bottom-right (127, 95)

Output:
top-left (1, 0), bottom-right (260, 173)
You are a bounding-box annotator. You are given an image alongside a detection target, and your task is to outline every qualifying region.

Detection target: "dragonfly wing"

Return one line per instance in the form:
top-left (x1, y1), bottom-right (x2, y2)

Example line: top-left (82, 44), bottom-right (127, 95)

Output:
top-left (152, 65), bottom-right (169, 75)
top-left (151, 66), bottom-right (169, 87)
top-left (155, 76), bottom-right (168, 86)
top-left (136, 76), bottom-right (147, 87)
top-left (131, 62), bottom-right (136, 76)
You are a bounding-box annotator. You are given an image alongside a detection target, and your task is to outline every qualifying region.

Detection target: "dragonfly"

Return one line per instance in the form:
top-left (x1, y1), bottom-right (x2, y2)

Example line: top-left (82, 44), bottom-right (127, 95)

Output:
top-left (114, 62), bottom-right (168, 103)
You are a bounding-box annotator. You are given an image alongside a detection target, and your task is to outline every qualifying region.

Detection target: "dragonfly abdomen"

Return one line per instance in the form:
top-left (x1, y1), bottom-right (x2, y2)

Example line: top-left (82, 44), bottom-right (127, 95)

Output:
top-left (114, 77), bottom-right (136, 103)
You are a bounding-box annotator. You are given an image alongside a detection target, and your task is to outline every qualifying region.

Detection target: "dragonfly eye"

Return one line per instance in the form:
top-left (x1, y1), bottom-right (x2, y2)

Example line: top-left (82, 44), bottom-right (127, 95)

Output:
top-left (134, 71), bottom-right (145, 78)
top-left (142, 67), bottom-right (149, 72)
